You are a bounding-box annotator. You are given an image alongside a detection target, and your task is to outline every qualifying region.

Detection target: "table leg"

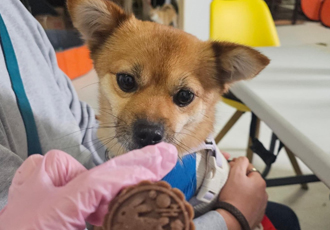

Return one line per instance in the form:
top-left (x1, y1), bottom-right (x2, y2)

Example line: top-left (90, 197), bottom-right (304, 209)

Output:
top-left (285, 146), bottom-right (308, 189)
top-left (292, 0), bottom-right (300, 25)
top-left (247, 114), bottom-right (261, 162)
top-left (269, 133), bottom-right (277, 154)
top-left (215, 110), bottom-right (245, 144)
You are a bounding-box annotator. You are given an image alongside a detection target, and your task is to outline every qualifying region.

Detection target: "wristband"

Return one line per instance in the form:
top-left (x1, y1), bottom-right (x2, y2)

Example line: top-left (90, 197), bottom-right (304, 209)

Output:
top-left (214, 201), bottom-right (251, 230)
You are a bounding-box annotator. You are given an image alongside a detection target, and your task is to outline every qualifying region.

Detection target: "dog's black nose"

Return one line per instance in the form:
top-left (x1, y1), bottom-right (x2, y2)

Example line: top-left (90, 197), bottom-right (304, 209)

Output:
top-left (133, 120), bottom-right (164, 148)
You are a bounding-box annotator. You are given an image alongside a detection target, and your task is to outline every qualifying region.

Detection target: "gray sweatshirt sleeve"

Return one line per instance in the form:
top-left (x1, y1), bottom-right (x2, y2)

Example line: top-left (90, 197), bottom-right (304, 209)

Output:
top-left (35, 20), bottom-right (106, 167)
top-left (194, 211), bottom-right (228, 230)
top-left (0, 145), bottom-right (23, 210)
top-left (53, 70), bottom-right (107, 166)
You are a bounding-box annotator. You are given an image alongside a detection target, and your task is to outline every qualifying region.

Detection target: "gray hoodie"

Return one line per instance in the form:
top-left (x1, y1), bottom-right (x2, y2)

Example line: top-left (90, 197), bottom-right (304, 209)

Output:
top-left (0, 1), bottom-right (227, 229)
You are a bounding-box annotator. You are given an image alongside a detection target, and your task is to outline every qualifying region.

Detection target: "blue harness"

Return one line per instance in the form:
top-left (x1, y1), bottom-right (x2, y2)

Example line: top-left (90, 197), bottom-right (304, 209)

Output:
top-left (162, 153), bottom-right (197, 200)
top-left (162, 139), bottom-right (229, 217)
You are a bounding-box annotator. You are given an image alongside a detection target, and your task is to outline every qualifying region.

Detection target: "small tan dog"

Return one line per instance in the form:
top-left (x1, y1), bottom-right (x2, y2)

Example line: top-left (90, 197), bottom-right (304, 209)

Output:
top-left (149, 4), bottom-right (178, 27)
top-left (67, 0), bottom-right (269, 228)
top-left (67, 0), bottom-right (269, 159)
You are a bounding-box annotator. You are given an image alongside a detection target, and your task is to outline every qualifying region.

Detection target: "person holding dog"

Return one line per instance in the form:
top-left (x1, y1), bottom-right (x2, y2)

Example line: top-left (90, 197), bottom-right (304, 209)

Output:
top-left (0, 0), bottom-right (300, 230)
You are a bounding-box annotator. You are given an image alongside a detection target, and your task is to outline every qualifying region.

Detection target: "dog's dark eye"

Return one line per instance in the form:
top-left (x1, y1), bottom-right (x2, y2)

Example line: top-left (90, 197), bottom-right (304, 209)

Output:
top-left (173, 89), bottom-right (195, 107)
top-left (116, 73), bottom-right (137, 92)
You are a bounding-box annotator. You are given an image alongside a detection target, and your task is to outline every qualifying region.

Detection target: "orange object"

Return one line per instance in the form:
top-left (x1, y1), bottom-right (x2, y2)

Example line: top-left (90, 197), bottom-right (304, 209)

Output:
top-left (320, 0), bottom-right (330, 27)
top-left (301, 0), bottom-right (324, 21)
top-left (55, 45), bottom-right (93, 80)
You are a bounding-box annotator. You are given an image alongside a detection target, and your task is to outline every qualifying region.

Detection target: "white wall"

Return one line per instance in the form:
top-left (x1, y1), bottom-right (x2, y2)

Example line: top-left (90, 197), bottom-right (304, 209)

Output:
top-left (182, 0), bottom-right (213, 41)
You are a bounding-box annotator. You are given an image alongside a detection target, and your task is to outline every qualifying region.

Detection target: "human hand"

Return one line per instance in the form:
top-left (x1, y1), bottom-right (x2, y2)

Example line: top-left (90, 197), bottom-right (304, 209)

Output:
top-left (0, 143), bottom-right (177, 230)
top-left (217, 157), bottom-right (268, 229)
top-left (221, 151), bottom-right (231, 160)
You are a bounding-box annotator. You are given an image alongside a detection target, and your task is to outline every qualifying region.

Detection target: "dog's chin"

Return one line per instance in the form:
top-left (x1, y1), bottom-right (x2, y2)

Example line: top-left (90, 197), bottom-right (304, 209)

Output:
top-left (105, 133), bottom-right (197, 157)
top-left (120, 139), bottom-right (168, 152)
top-left (105, 138), bottom-right (153, 157)
top-left (108, 138), bottom-right (180, 156)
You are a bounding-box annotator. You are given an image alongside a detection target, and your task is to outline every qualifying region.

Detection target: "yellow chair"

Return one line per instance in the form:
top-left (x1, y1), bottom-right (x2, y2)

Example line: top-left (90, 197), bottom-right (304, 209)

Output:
top-left (210, 0), bottom-right (280, 161)
top-left (210, 0), bottom-right (280, 47)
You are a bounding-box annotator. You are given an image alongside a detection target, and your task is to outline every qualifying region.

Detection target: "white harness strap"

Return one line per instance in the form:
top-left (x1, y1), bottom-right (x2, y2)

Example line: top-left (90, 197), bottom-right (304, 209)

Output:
top-left (184, 139), bottom-right (264, 230)
top-left (188, 138), bottom-right (230, 217)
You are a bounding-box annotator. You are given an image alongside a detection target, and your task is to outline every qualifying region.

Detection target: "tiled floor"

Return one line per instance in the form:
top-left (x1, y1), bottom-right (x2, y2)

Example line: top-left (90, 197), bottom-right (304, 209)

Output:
top-left (73, 21), bottom-right (330, 230)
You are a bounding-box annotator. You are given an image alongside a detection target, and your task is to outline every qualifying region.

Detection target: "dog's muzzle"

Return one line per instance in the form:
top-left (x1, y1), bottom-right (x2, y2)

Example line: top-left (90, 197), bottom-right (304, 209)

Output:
top-left (132, 119), bottom-right (164, 149)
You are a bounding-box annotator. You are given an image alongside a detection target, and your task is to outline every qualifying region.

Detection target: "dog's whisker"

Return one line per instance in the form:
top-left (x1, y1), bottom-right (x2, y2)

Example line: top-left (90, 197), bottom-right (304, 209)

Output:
top-left (84, 136), bottom-right (117, 145)
top-left (84, 136), bottom-right (118, 158)
top-left (98, 109), bottom-right (128, 125)
top-left (202, 114), bottom-right (212, 121)
top-left (60, 136), bottom-right (113, 152)
top-left (180, 127), bottom-right (202, 138)
top-left (98, 125), bottom-right (120, 129)
top-left (54, 125), bottom-right (119, 140)
top-left (92, 107), bottom-right (125, 122)
top-left (175, 138), bottom-right (191, 152)
top-left (114, 141), bottom-right (125, 156)
top-left (122, 134), bottom-right (132, 153)
top-left (172, 137), bottom-right (191, 156)
top-left (107, 135), bottom-right (120, 148)
top-left (105, 134), bottom-right (132, 157)
top-left (88, 138), bottom-right (115, 157)
top-left (175, 131), bottom-right (200, 141)
top-left (80, 81), bottom-right (99, 89)
top-left (54, 127), bottom-right (97, 140)
top-left (107, 140), bottom-right (119, 155)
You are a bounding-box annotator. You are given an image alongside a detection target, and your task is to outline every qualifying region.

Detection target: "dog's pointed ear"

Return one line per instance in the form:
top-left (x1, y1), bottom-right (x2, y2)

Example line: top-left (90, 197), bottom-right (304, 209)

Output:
top-left (210, 41), bottom-right (270, 91)
top-left (67, 0), bottom-right (132, 52)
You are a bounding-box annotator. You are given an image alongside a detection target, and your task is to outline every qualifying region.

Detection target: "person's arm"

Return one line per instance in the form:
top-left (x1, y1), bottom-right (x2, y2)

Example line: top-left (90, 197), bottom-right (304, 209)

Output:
top-left (217, 157), bottom-right (268, 230)
top-left (194, 156), bottom-right (268, 230)
top-left (35, 23), bottom-right (106, 166)
top-left (0, 145), bottom-right (23, 210)
top-left (0, 143), bottom-right (177, 229)
top-left (194, 211), bottom-right (228, 230)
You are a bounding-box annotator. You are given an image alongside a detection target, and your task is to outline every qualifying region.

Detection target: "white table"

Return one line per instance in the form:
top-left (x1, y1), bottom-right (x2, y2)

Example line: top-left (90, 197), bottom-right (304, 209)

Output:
top-left (231, 44), bottom-right (330, 187)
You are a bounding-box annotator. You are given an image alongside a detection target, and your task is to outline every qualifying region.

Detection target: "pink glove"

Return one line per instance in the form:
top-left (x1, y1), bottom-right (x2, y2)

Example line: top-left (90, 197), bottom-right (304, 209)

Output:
top-left (0, 143), bottom-right (177, 230)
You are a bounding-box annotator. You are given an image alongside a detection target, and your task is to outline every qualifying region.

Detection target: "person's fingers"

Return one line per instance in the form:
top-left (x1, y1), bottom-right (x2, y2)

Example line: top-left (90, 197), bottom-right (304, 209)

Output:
top-left (228, 157), bottom-right (237, 167)
top-left (247, 163), bottom-right (254, 171)
top-left (11, 154), bottom-right (44, 186)
top-left (249, 172), bottom-right (267, 190)
top-left (13, 150), bottom-right (87, 187)
top-left (62, 143), bottom-right (178, 226)
top-left (230, 157), bottom-right (250, 174)
top-left (43, 150), bottom-right (87, 187)
top-left (85, 165), bottom-right (167, 225)
top-left (246, 163), bottom-right (259, 176)
top-left (254, 192), bottom-right (268, 228)
top-left (221, 151), bottom-right (230, 160)
top-left (99, 142), bottom-right (178, 179)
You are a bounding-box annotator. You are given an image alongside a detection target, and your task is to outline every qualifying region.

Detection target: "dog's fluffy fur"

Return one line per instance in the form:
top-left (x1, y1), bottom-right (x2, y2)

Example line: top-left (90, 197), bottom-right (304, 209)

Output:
top-left (67, 0), bottom-right (270, 158)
